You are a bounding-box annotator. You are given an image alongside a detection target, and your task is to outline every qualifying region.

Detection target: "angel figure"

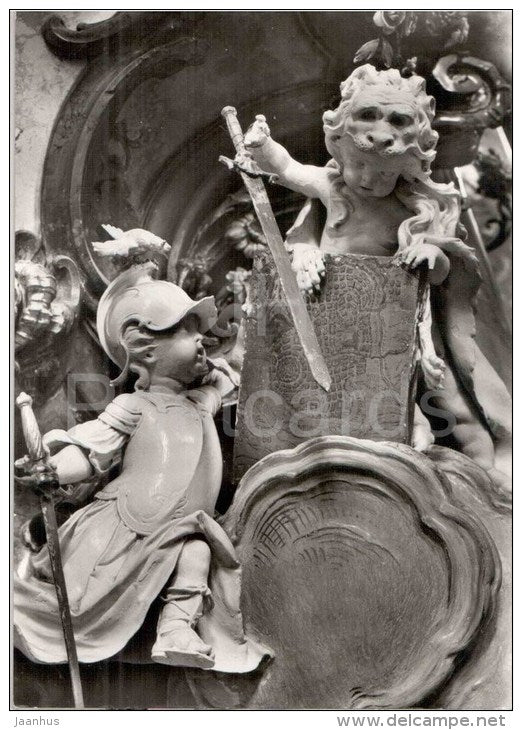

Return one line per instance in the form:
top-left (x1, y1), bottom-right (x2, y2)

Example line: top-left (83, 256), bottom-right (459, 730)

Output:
top-left (244, 64), bottom-right (511, 491)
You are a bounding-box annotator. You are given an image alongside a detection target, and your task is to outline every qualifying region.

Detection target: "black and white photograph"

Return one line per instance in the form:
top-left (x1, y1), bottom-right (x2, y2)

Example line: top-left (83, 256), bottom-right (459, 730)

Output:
top-left (10, 6), bottom-right (513, 719)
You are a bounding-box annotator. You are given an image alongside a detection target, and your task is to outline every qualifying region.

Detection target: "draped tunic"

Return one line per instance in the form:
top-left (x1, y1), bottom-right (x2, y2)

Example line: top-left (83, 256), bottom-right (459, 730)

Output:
top-left (14, 384), bottom-right (269, 672)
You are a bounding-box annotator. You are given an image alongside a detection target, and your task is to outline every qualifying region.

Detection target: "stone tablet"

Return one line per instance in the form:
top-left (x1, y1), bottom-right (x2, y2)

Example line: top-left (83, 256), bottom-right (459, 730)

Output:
top-left (234, 251), bottom-right (423, 480)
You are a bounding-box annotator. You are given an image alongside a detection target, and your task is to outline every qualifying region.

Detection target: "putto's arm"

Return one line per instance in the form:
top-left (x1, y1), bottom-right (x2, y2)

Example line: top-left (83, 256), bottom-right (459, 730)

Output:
top-left (49, 445), bottom-right (94, 484)
top-left (42, 393), bottom-right (142, 482)
top-left (245, 116), bottom-right (328, 199)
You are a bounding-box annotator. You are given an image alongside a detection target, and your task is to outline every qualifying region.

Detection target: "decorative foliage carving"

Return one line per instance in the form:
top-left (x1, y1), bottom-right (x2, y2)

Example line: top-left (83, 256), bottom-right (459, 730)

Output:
top-left (15, 232), bottom-right (81, 404)
top-left (207, 268), bottom-right (251, 360)
top-left (432, 54), bottom-right (511, 131)
top-left (354, 11), bottom-right (469, 71)
top-left (169, 191), bottom-right (268, 359)
top-left (172, 257), bottom-right (213, 301)
top-left (179, 189), bottom-right (267, 271)
top-left (429, 54), bottom-right (511, 170)
top-left (468, 149), bottom-right (512, 252)
top-left (215, 267), bottom-right (251, 309)
top-left (223, 211), bottom-right (267, 259)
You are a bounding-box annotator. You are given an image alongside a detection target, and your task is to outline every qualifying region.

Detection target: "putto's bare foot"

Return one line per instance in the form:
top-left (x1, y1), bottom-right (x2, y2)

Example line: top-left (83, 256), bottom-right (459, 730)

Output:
top-left (151, 625), bottom-right (215, 669)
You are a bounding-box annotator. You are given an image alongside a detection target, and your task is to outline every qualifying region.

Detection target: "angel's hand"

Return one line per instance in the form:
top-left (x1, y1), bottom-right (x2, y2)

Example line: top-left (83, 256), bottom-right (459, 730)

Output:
top-left (244, 115), bottom-right (271, 149)
top-left (397, 243), bottom-right (441, 270)
top-left (422, 352), bottom-right (446, 391)
top-left (20, 516), bottom-right (44, 553)
top-left (397, 243), bottom-right (450, 284)
top-left (291, 245), bottom-right (326, 297)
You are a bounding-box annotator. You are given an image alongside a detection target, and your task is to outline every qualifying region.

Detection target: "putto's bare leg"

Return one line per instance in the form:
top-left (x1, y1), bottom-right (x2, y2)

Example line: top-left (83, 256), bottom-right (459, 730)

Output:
top-left (429, 360), bottom-right (511, 494)
top-left (152, 538), bottom-right (215, 669)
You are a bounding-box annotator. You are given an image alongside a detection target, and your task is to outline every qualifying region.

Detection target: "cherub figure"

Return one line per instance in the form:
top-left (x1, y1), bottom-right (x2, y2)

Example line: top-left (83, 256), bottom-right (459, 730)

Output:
top-left (244, 64), bottom-right (511, 490)
top-left (14, 252), bottom-right (269, 672)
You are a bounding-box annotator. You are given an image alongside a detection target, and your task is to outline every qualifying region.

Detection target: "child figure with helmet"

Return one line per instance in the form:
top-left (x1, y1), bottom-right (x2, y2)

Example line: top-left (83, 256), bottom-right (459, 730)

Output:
top-left (14, 235), bottom-right (269, 673)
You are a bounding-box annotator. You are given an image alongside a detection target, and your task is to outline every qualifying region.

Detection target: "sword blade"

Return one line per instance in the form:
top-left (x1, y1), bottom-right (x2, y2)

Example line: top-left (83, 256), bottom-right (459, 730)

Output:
top-left (40, 493), bottom-right (85, 709)
top-left (239, 172), bottom-right (331, 391)
top-left (220, 106), bottom-right (331, 391)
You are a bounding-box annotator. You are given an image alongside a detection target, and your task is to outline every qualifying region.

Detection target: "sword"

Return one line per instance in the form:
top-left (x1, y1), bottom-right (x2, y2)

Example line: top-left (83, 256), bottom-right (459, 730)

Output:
top-left (220, 106), bottom-right (331, 392)
top-left (16, 392), bottom-right (85, 709)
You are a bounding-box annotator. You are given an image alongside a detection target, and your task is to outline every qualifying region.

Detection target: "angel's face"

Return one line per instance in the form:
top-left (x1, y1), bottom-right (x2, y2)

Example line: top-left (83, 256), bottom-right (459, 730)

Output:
top-left (336, 137), bottom-right (402, 198)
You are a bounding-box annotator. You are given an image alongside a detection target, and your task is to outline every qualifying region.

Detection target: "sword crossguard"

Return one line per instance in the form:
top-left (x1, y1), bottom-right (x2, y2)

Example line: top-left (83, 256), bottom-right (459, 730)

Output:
top-left (15, 455), bottom-right (59, 496)
top-left (218, 153), bottom-right (279, 183)
top-left (220, 105), bottom-right (332, 392)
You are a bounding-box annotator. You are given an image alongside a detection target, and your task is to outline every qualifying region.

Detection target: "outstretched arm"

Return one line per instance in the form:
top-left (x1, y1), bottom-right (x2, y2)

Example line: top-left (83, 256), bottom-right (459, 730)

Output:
top-left (244, 115), bottom-right (328, 200)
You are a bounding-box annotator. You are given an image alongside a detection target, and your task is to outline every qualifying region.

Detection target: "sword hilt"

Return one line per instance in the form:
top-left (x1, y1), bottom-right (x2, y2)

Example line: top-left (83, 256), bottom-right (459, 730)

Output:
top-left (16, 392), bottom-right (46, 462)
top-left (221, 106), bottom-right (247, 154)
top-left (16, 392), bottom-right (84, 707)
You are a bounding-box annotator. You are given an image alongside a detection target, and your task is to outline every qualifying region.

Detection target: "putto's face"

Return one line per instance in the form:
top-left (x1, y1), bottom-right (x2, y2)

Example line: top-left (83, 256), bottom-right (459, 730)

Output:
top-left (152, 314), bottom-right (208, 383)
top-left (336, 137), bottom-right (403, 198)
top-left (341, 87), bottom-right (420, 158)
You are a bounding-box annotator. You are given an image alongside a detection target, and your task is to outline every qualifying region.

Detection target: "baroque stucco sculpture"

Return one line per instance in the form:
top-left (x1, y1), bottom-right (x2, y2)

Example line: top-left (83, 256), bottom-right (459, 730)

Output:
top-left (13, 47), bottom-right (511, 707)
top-left (14, 236), bottom-right (270, 675)
top-left (244, 63), bottom-right (511, 491)
top-left (216, 64), bottom-right (511, 709)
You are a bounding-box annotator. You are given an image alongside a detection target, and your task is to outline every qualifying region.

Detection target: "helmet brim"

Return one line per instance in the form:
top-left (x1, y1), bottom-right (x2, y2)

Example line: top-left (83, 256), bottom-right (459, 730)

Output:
top-left (144, 295), bottom-right (217, 335)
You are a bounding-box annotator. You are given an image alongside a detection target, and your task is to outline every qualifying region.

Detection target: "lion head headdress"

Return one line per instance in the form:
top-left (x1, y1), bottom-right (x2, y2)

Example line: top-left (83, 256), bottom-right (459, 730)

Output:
top-left (318, 64), bottom-right (469, 252)
top-left (323, 64), bottom-right (440, 182)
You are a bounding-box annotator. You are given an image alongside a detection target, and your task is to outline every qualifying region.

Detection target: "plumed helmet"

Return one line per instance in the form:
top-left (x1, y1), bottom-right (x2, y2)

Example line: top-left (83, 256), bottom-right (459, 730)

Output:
top-left (96, 262), bottom-right (217, 385)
